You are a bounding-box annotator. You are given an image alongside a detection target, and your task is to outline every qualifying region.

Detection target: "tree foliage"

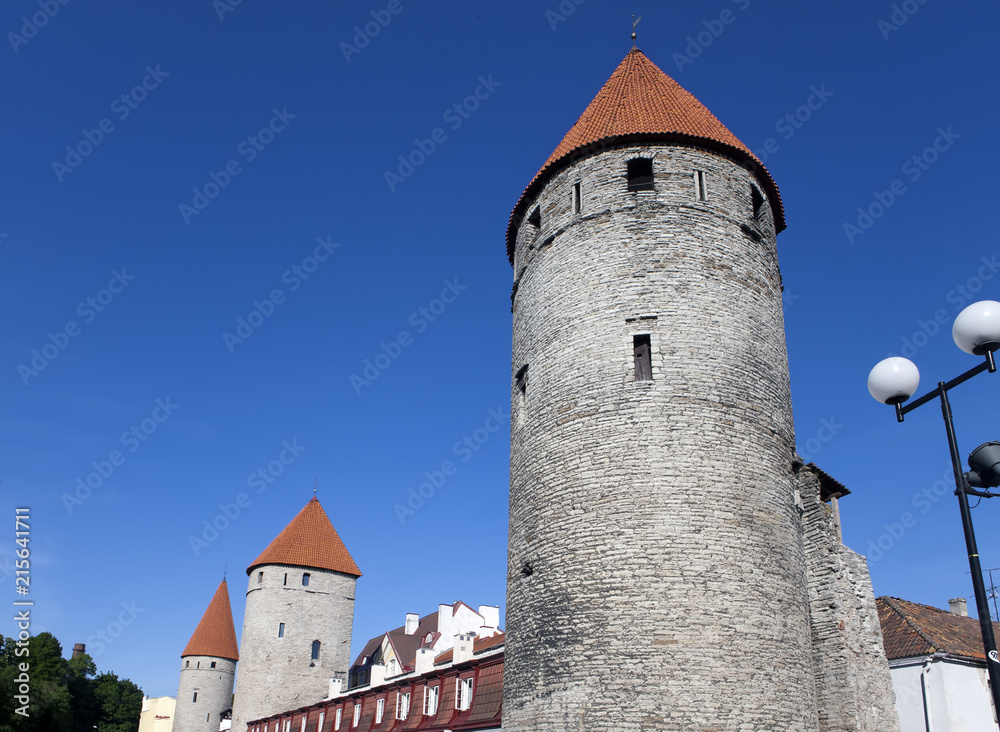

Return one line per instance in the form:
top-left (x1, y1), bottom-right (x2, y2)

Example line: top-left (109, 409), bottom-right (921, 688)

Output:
top-left (0, 633), bottom-right (142, 732)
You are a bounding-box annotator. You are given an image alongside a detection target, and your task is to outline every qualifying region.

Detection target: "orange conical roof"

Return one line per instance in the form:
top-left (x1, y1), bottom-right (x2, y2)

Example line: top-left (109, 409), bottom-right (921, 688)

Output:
top-left (506, 48), bottom-right (785, 260)
top-left (181, 579), bottom-right (239, 661)
top-left (246, 496), bottom-right (361, 577)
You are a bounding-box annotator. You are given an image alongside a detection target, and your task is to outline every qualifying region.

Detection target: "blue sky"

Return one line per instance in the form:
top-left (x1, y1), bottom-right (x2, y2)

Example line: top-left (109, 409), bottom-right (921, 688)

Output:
top-left (1, 0), bottom-right (998, 700)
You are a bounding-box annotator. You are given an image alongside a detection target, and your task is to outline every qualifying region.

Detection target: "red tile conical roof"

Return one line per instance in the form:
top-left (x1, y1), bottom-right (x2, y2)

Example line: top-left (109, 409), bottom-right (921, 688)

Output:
top-left (181, 579), bottom-right (240, 661)
top-left (246, 496), bottom-right (361, 577)
top-left (506, 48), bottom-right (785, 261)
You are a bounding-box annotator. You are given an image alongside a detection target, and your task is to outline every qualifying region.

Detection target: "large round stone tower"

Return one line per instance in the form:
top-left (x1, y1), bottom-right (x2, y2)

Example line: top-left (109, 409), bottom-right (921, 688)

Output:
top-left (231, 496), bottom-right (361, 730)
top-left (503, 49), bottom-right (820, 731)
top-left (174, 578), bottom-right (240, 732)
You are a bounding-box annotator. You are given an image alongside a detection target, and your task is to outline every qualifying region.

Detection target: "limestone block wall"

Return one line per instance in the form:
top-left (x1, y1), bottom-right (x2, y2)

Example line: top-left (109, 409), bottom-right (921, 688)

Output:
top-left (174, 655), bottom-right (236, 732)
top-left (797, 465), bottom-right (901, 732)
top-left (232, 564), bottom-right (356, 730)
top-left (504, 143), bottom-right (820, 731)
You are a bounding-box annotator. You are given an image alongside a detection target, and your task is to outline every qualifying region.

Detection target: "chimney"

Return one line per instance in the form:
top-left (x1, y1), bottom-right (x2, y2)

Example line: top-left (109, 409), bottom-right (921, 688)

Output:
top-left (405, 613), bottom-right (419, 635)
top-left (72, 643), bottom-right (86, 659)
top-left (453, 632), bottom-right (475, 664)
top-left (477, 605), bottom-right (500, 637)
top-left (415, 647), bottom-right (435, 675)
top-left (949, 597), bottom-right (969, 617)
top-left (369, 663), bottom-right (386, 687)
top-left (328, 677), bottom-right (344, 698)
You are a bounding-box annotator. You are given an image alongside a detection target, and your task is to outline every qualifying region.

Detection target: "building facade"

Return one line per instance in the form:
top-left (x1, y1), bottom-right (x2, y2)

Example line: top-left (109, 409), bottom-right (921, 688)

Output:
top-left (232, 497), bottom-right (361, 731)
top-left (503, 48), bottom-right (899, 731)
top-left (175, 578), bottom-right (240, 732)
top-left (879, 596), bottom-right (1000, 730)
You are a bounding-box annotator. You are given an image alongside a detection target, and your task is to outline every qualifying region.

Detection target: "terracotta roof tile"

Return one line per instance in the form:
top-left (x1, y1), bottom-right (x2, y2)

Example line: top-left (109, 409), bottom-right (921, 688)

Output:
top-left (877, 596), bottom-right (1000, 661)
top-left (247, 497), bottom-right (361, 577)
top-left (506, 48), bottom-right (785, 262)
top-left (181, 579), bottom-right (239, 661)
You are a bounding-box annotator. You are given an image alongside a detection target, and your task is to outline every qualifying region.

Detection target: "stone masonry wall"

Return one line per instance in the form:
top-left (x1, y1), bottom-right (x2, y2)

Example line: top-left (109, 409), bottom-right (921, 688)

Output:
top-left (231, 564), bottom-right (356, 730)
top-left (504, 144), bottom-right (820, 731)
top-left (174, 654), bottom-right (236, 732)
top-left (797, 466), bottom-right (901, 732)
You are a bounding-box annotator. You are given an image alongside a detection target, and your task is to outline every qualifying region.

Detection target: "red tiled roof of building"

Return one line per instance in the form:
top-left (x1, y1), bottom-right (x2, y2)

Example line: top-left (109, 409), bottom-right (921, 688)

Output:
top-left (247, 496), bottom-right (361, 577)
top-left (181, 579), bottom-right (239, 661)
top-left (506, 48), bottom-right (785, 262)
top-left (877, 596), bottom-right (1000, 661)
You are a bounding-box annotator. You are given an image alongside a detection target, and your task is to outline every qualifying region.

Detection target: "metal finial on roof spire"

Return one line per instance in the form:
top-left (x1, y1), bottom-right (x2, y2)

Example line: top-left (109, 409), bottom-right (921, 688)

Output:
top-left (314, 477), bottom-right (318, 495)
top-left (632, 14), bottom-right (642, 48)
top-left (223, 564), bottom-right (227, 579)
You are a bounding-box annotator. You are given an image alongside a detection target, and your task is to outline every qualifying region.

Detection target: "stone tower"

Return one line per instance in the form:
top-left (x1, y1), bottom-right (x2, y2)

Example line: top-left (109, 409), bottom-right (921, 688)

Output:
top-left (174, 578), bottom-right (239, 732)
top-left (504, 48), bottom-right (820, 730)
top-left (231, 496), bottom-right (361, 730)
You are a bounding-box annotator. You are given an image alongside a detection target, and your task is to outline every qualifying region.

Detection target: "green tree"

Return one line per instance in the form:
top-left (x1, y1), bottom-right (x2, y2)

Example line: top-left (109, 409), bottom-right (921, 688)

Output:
top-left (0, 633), bottom-right (71, 732)
top-left (92, 672), bottom-right (143, 732)
top-left (67, 652), bottom-right (99, 732)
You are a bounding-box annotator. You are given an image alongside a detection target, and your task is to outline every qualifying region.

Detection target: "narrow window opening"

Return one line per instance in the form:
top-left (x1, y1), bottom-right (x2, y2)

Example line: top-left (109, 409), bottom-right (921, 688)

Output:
top-left (353, 704), bottom-right (361, 727)
top-left (196, 661), bottom-right (200, 669)
top-left (210, 661), bottom-right (216, 669)
top-left (207, 713), bottom-right (211, 722)
top-left (302, 572), bottom-right (310, 587)
top-left (311, 640), bottom-right (321, 660)
top-left (752, 186), bottom-right (765, 222)
top-left (335, 709), bottom-right (341, 730)
top-left (515, 365), bottom-right (528, 427)
top-left (456, 678), bottom-right (473, 711)
top-left (185, 660), bottom-right (189, 668)
top-left (572, 182), bottom-right (581, 213)
top-left (521, 561), bottom-right (533, 577)
top-left (283, 573), bottom-right (287, 586)
top-left (695, 170), bottom-right (708, 201)
top-left (376, 698), bottom-right (385, 724)
top-left (257, 571), bottom-right (263, 584)
top-left (627, 158), bottom-right (654, 192)
top-left (633, 335), bottom-right (652, 381)
top-left (528, 206), bottom-right (541, 229)
top-left (278, 622), bottom-right (285, 638)
top-left (193, 691), bottom-right (198, 703)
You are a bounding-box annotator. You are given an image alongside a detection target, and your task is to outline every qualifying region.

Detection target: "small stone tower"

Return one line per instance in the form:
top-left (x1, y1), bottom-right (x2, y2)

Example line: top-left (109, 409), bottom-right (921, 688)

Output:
top-left (231, 497), bottom-right (361, 730)
top-left (174, 578), bottom-right (239, 732)
top-left (504, 48), bottom-right (819, 730)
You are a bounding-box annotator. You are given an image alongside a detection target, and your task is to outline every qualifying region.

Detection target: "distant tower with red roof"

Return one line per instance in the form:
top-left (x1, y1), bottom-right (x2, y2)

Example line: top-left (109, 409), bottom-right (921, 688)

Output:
top-left (504, 48), bottom-right (817, 729)
top-left (231, 496), bottom-right (361, 730)
top-left (174, 578), bottom-right (239, 732)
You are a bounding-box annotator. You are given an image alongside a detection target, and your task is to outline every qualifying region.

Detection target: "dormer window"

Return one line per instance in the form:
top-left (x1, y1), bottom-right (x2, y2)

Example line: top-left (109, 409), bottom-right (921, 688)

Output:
top-left (627, 158), bottom-right (654, 191)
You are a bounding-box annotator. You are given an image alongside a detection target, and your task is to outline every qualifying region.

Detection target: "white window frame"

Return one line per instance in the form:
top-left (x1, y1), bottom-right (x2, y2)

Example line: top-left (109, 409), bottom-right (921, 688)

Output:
top-left (375, 698), bottom-right (384, 723)
top-left (456, 677), bottom-right (473, 711)
top-left (423, 685), bottom-right (439, 716)
top-left (396, 691), bottom-right (410, 720)
top-left (352, 704), bottom-right (361, 728)
top-left (318, 712), bottom-right (325, 730)
top-left (334, 708), bottom-right (341, 730)
top-left (301, 717), bottom-right (307, 732)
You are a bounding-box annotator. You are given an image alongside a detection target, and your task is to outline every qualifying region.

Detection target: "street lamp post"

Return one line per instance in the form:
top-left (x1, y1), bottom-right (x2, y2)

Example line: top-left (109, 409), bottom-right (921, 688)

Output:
top-left (868, 300), bottom-right (1000, 725)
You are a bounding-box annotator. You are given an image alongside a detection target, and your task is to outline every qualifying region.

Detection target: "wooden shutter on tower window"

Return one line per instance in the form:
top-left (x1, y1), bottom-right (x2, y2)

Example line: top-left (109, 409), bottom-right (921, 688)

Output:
top-left (634, 335), bottom-right (652, 381)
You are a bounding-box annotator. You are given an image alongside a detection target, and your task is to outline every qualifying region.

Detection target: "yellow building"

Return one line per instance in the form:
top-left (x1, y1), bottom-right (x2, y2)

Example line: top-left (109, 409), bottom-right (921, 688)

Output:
top-left (138, 695), bottom-right (176, 732)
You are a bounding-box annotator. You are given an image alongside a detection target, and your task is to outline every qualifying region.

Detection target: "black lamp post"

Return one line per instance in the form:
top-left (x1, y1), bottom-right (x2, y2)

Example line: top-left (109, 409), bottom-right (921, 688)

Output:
top-left (868, 299), bottom-right (1000, 725)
